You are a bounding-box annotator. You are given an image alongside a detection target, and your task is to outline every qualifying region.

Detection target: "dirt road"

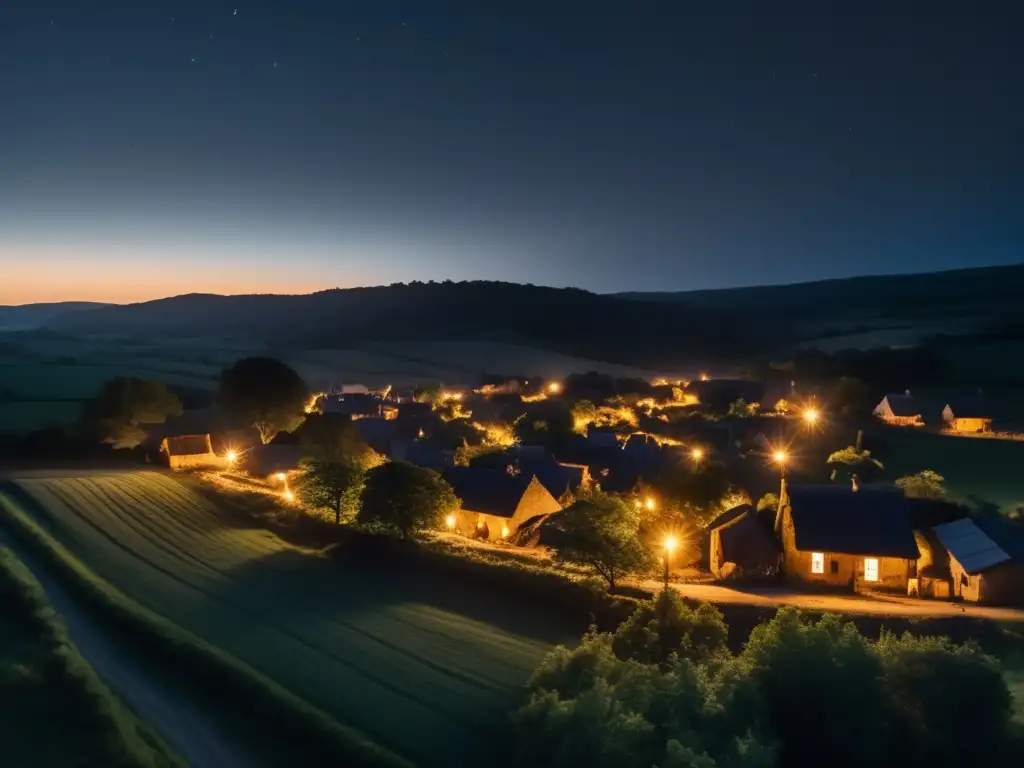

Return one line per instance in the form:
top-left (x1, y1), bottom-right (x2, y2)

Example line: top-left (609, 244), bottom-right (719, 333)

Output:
top-left (0, 531), bottom-right (257, 768)
top-left (641, 578), bottom-right (1024, 622)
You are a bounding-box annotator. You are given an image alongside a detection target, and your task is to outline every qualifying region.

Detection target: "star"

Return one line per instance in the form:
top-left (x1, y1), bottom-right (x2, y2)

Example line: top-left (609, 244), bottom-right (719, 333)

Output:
top-left (273, 61), bottom-right (278, 68)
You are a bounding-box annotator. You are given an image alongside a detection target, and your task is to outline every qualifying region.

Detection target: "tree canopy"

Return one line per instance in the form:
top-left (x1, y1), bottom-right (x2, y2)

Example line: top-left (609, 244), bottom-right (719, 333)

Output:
top-left (547, 492), bottom-right (651, 590)
top-left (358, 462), bottom-right (458, 539)
top-left (894, 470), bottom-right (947, 500)
top-left (84, 377), bottom-right (182, 449)
top-left (218, 357), bottom-right (307, 444)
top-left (297, 459), bottom-right (366, 525)
top-left (514, 605), bottom-right (1022, 768)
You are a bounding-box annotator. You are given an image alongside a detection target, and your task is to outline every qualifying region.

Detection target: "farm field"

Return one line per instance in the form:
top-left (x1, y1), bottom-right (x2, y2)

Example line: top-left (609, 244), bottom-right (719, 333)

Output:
top-left (0, 401), bottom-right (82, 434)
top-left (0, 470), bottom-right (578, 766)
top-left (0, 545), bottom-right (181, 767)
top-left (869, 427), bottom-right (1024, 515)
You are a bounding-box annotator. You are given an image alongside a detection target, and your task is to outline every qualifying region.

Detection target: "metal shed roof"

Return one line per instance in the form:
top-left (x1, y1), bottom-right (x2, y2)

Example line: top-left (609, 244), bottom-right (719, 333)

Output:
top-left (933, 518), bottom-right (1010, 574)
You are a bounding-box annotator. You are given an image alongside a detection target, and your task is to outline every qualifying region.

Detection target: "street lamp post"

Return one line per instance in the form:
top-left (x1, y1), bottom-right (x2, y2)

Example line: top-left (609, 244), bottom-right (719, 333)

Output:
top-left (662, 536), bottom-right (678, 591)
top-left (773, 450), bottom-right (789, 480)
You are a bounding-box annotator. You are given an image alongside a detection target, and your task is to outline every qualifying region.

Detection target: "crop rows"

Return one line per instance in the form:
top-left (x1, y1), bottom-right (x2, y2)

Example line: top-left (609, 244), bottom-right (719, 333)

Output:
top-left (10, 471), bottom-right (562, 765)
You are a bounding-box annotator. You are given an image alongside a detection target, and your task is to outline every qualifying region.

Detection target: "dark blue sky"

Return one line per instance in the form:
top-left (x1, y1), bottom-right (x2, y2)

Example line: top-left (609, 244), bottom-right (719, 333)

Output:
top-left (1, 1), bottom-right (1020, 303)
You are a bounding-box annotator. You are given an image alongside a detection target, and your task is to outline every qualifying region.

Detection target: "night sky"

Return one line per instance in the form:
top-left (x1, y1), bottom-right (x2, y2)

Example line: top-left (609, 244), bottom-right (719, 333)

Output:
top-left (1, 1), bottom-right (1020, 304)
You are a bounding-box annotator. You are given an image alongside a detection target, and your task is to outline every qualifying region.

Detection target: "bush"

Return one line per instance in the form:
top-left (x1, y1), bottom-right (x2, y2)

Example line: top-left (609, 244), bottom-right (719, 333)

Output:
top-left (516, 604), bottom-right (1023, 768)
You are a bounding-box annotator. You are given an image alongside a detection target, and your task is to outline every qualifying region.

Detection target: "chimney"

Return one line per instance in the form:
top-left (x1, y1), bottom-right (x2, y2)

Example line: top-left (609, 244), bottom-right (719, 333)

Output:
top-left (851, 474), bottom-right (860, 492)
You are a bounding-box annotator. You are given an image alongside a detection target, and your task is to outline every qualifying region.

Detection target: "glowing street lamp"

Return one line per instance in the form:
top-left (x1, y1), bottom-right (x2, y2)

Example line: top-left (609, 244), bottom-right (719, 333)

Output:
top-left (275, 472), bottom-right (287, 483)
top-left (547, 381), bottom-right (562, 394)
top-left (644, 496), bottom-right (656, 511)
top-left (773, 449), bottom-right (789, 480)
top-left (690, 447), bottom-right (704, 463)
top-left (445, 514), bottom-right (456, 531)
top-left (283, 489), bottom-right (295, 503)
top-left (663, 535), bottom-right (678, 590)
top-left (803, 408), bottom-right (820, 427)
top-left (225, 450), bottom-right (238, 466)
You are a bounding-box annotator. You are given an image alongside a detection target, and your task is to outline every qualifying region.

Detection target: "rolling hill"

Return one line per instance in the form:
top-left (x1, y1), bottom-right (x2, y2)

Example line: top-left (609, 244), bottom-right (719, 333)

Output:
top-left (0, 302), bottom-right (111, 331)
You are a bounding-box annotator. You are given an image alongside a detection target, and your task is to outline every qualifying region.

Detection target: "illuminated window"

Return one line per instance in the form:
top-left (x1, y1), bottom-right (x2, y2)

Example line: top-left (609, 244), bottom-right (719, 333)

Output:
top-left (864, 558), bottom-right (879, 582)
top-left (811, 552), bottom-right (824, 574)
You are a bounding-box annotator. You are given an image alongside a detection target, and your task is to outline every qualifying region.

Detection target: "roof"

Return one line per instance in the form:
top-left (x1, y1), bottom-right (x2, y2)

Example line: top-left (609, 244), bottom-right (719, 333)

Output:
top-left (881, 393), bottom-right (920, 417)
top-left (520, 458), bottom-right (586, 498)
top-left (708, 504), bottom-right (754, 532)
top-left (933, 518), bottom-right (1010, 574)
top-left (787, 485), bottom-right (920, 559)
top-left (944, 396), bottom-right (990, 419)
top-left (442, 467), bottom-right (531, 518)
top-left (717, 510), bottom-right (780, 569)
top-left (162, 434), bottom-right (212, 457)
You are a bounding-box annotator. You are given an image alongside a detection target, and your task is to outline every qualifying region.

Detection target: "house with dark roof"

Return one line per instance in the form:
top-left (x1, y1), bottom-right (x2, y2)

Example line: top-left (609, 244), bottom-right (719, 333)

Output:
top-left (706, 504), bottom-right (780, 580)
top-left (931, 516), bottom-right (1024, 604)
top-left (160, 434), bottom-right (222, 471)
top-left (442, 467), bottom-right (562, 541)
top-left (872, 391), bottom-right (923, 426)
top-left (777, 483), bottom-right (920, 592)
top-left (942, 396), bottom-right (992, 433)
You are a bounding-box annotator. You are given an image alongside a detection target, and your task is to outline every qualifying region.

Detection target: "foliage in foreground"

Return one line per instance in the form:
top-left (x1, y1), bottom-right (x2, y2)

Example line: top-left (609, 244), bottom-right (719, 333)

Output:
top-left (0, 547), bottom-right (181, 767)
top-left (358, 461), bottom-right (459, 539)
top-left (515, 598), bottom-right (1022, 768)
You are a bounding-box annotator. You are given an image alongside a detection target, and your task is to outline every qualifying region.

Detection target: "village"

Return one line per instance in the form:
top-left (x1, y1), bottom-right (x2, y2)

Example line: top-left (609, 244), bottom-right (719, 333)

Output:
top-left (152, 361), bottom-right (1024, 612)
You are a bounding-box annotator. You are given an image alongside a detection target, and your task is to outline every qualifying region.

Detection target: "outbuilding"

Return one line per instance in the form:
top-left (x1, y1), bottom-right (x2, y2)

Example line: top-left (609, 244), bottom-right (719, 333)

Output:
top-left (932, 516), bottom-right (1024, 605)
top-left (706, 504), bottom-right (780, 580)
top-left (942, 396), bottom-right (992, 433)
top-left (160, 434), bottom-right (223, 471)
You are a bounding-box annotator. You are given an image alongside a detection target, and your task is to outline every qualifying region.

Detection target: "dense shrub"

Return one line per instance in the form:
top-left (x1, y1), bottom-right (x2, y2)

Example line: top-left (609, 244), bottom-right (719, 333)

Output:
top-left (516, 604), bottom-right (1022, 768)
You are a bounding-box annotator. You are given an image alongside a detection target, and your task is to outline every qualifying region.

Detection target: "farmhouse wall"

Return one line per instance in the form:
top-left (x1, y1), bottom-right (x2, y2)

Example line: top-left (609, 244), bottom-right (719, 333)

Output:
top-left (168, 453), bottom-right (224, 471)
top-left (781, 509), bottom-right (913, 592)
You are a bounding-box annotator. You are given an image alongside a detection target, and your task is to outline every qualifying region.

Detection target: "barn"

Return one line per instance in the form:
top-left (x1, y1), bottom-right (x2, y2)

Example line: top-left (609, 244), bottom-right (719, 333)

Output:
top-left (941, 396), bottom-right (992, 433)
top-left (160, 434), bottom-right (223, 471)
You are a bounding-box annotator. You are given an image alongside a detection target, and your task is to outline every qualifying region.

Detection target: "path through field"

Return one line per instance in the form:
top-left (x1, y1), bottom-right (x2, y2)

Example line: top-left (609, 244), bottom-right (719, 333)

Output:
top-left (0, 527), bottom-right (252, 768)
top-left (0, 470), bottom-right (578, 766)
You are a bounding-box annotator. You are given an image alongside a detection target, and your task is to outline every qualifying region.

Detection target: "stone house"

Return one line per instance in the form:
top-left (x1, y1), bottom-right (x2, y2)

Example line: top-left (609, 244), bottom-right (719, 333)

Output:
top-left (931, 516), bottom-right (1024, 605)
top-left (442, 467), bottom-right (562, 541)
top-left (941, 396), bottom-right (992, 433)
top-left (872, 392), bottom-right (923, 426)
top-left (160, 434), bottom-right (223, 471)
top-left (776, 483), bottom-right (920, 593)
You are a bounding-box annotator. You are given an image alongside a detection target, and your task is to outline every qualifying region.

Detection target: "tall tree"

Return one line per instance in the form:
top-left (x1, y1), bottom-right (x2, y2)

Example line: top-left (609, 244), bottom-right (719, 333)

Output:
top-left (547, 492), bottom-right (651, 590)
top-left (84, 377), bottom-right (182, 449)
top-left (358, 462), bottom-right (458, 539)
top-left (895, 470), bottom-right (947, 500)
top-left (218, 357), bottom-right (307, 444)
top-left (297, 459), bottom-right (366, 524)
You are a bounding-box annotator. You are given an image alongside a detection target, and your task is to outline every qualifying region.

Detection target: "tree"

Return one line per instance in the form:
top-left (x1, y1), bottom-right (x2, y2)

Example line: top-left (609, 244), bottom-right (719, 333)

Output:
top-left (297, 459), bottom-right (365, 524)
top-left (358, 462), bottom-right (458, 539)
top-left (218, 358), bottom-right (307, 444)
top-left (894, 470), bottom-right (947, 500)
top-left (612, 590), bottom-right (728, 667)
top-left (727, 398), bottom-right (758, 418)
top-left (827, 445), bottom-right (883, 483)
top-left (295, 413), bottom-right (376, 465)
top-left (831, 376), bottom-right (871, 419)
top-left (547, 493), bottom-right (651, 590)
top-left (84, 377), bottom-right (182, 449)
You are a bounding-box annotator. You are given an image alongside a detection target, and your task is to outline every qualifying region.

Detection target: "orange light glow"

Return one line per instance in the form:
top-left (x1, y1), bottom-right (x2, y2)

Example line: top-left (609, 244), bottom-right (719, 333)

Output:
top-left (283, 489), bottom-right (295, 502)
top-left (691, 447), bottom-right (704, 462)
top-left (663, 535), bottom-right (678, 554)
top-left (773, 450), bottom-right (789, 465)
top-left (803, 408), bottom-right (820, 425)
top-left (225, 450), bottom-right (238, 465)
top-left (446, 514), bottom-right (456, 530)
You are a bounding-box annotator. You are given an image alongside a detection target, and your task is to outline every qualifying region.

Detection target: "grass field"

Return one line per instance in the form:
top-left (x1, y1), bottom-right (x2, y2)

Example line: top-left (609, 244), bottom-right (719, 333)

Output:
top-left (869, 428), bottom-right (1024, 515)
top-left (0, 470), bottom-right (576, 766)
top-left (0, 546), bottom-right (181, 767)
top-left (0, 401), bottom-right (82, 434)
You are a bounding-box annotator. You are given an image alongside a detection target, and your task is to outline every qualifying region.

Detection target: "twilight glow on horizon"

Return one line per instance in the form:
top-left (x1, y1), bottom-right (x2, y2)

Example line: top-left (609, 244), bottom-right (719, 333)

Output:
top-left (1, 2), bottom-right (1020, 306)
